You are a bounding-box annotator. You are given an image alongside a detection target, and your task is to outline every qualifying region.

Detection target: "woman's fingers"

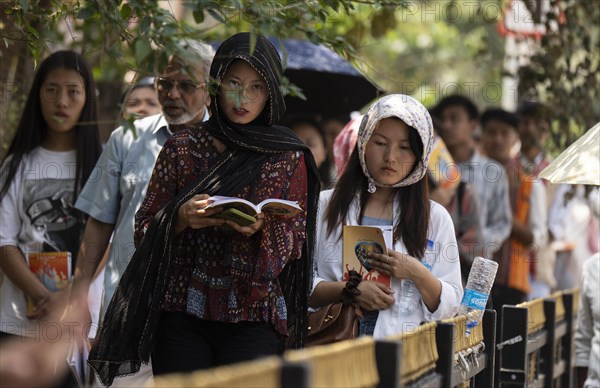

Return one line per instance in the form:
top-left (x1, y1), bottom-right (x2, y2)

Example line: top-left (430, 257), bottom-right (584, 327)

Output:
top-left (181, 198), bottom-right (268, 233)
top-left (195, 207), bottom-right (221, 217)
top-left (374, 281), bottom-right (395, 295)
top-left (225, 216), bottom-right (265, 237)
top-left (356, 281), bottom-right (395, 311)
top-left (179, 194), bottom-right (226, 229)
top-left (194, 196), bottom-right (214, 209)
top-left (366, 251), bottom-right (388, 263)
top-left (366, 252), bottom-right (393, 272)
top-left (366, 250), bottom-right (413, 278)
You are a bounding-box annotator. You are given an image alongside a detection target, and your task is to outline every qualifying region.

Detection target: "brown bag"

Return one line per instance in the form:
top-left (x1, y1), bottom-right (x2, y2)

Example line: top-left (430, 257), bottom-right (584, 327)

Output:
top-left (306, 303), bottom-right (363, 347)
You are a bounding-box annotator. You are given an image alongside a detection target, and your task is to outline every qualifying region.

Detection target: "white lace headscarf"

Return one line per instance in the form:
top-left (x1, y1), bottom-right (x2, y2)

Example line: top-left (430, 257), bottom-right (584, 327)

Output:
top-left (356, 94), bottom-right (434, 193)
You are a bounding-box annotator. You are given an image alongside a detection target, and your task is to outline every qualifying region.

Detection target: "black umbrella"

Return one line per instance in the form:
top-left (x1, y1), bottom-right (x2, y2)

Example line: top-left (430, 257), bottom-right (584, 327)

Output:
top-left (275, 38), bottom-right (383, 117)
top-left (210, 38), bottom-right (383, 118)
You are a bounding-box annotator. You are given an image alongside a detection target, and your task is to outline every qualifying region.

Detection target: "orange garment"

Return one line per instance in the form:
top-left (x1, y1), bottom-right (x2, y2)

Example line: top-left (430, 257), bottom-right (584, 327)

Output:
top-left (518, 154), bottom-right (551, 278)
top-left (508, 172), bottom-right (533, 293)
top-left (494, 168), bottom-right (533, 294)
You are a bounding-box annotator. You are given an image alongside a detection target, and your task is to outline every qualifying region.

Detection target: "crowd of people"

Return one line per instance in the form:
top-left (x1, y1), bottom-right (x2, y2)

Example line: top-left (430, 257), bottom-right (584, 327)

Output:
top-left (0, 32), bottom-right (598, 387)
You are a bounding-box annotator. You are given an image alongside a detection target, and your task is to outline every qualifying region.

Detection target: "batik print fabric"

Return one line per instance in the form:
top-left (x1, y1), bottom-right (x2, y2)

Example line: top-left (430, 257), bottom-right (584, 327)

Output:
top-left (134, 127), bottom-right (308, 336)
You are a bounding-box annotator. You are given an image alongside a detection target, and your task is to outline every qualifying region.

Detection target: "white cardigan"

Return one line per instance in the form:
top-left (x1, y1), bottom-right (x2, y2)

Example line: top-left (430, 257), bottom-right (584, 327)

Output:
top-left (312, 189), bottom-right (464, 338)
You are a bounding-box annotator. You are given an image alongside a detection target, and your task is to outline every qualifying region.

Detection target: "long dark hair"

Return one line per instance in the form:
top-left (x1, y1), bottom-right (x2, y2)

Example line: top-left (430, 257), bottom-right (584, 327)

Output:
top-left (325, 123), bottom-right (430, 260)
top-left (0, 50), bottom-right (101, 200)
top-left (287, 117), bottom-right (333, 189)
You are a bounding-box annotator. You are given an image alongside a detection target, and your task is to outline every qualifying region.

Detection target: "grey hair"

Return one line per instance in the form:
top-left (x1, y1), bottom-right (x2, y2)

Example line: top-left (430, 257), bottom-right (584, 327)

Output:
top-left (176, 40), bottom-right (215, 81)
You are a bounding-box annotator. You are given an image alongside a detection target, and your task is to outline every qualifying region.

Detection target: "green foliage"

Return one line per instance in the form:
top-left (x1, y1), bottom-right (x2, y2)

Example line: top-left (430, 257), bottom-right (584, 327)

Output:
top-left (2, 0), bottom-right (597, 152)
top-left (517, 0), bottom-right (600, 146)
top-left (323, 0), bottom-right (506, 110)
top-left (3, 1), bottom-right (404, 80)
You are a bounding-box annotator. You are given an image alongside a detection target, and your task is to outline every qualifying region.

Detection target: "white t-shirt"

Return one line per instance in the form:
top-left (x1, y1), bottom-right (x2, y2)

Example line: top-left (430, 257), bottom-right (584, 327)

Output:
top-left (0, 146), bottom-right (83, 336)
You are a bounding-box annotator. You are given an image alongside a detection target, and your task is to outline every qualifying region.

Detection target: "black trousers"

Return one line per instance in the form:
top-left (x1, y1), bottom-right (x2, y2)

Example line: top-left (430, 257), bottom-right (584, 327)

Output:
top-left (151, 312), bottom-right (279, 376)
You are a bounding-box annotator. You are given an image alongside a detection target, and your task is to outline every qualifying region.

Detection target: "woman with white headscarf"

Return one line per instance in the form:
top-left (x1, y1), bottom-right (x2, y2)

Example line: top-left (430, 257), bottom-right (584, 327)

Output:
top-left (309, 94), bottom-right (463, 338)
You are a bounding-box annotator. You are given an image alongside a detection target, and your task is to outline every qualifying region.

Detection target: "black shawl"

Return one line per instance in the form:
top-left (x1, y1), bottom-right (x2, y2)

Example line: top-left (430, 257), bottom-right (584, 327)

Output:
top-left (88, 33), bottom-right (319, 386)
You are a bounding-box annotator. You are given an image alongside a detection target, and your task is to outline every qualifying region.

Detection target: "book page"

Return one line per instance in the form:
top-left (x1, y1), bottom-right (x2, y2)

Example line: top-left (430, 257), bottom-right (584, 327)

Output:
top-left (207, 196), bottom-right (302, 217)
top-left (343, 226), bottom-right (390, 287)
top-left (258, 198), bottom-right (302, 217)
top-left (207, 196), bottom-right (258, 215)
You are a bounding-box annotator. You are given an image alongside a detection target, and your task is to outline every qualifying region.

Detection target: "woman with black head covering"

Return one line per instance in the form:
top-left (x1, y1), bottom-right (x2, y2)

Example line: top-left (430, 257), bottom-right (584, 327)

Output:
top-left (88, 32), bottom-right (319, 385)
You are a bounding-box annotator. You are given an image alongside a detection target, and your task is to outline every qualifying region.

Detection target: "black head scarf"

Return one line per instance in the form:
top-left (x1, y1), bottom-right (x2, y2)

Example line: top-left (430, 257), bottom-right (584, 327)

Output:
top-left (88, 33), bottom-right (319, 386)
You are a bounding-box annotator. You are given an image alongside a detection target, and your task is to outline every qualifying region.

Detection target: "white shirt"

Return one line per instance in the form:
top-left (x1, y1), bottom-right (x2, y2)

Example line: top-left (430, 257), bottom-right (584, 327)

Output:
top-left (549, 184), bottom-right (596, 269)
top-left (529, 180), bottom-right (548, 249)
top-left (312, 189), bottom-right (463, 338)
top-left (0, 147), bottom-right (79, 335)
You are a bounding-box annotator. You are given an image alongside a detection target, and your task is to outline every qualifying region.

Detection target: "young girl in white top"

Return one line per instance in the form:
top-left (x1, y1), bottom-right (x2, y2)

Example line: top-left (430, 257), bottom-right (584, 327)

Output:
top-left (310, 94), bottom-right (463, 338)
top-left (0, 51), bottom-right (101, 338)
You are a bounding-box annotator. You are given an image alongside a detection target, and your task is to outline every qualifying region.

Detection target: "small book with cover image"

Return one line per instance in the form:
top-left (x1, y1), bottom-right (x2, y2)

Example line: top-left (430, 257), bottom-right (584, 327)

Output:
top-left (427, 136), bottom-right (461, 190)
top-left (26, 251), bottom-right (72, 315)
top-left (207, 196), bottom-right (303, 218)
top-left (343, 225), bottom-right (391, 288)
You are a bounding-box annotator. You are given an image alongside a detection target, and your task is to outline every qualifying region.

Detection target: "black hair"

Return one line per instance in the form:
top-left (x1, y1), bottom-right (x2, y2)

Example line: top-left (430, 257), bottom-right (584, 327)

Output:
top-left (321, 113), bottom-right (351, 125)
top-left (288, 117), bottom-right (333, 189)
top-left (480, 108), bottom-right (519, 131)
top-left (0, 50), bottom-right (102, 201)
top-left (325, 121), bottom-right (430, 260)
top-left (120, 76), bottom-right (155, 107)
top-left (432, 94), bottom-right (479, 121)
top-left (517, 101), bottom-right (552, 130)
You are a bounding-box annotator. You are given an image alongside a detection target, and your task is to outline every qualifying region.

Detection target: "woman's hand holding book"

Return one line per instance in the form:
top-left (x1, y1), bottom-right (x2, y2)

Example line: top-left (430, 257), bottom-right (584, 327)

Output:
top-left (222, 212), bottom-right (265, 237)
top-left (175, 194), bottom-right (226, 235)
top-left (176, 194), bottom-right (266, 237)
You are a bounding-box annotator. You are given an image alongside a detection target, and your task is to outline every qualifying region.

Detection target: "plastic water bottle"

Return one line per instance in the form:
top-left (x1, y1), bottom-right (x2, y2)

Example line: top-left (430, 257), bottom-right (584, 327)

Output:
top-left (458, 256), bottom-right (498, 336)
top-left (399, 260), bottom-right (432, 313)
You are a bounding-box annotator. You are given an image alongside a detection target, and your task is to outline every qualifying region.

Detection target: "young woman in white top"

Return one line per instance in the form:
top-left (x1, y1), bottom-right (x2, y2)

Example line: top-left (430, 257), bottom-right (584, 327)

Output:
top-left (0, 51), bottom-right (101, 339)
top-left (309, 94), bottom-right (463, 338)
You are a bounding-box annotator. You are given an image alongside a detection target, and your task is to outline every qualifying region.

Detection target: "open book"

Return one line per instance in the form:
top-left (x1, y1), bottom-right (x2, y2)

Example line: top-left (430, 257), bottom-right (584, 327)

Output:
top-left (343, 225), bottom-right (391, 288)
top-left (207, 196), bottom-right (303, 218)
top-left (26, 251), bottom-right (72, 315)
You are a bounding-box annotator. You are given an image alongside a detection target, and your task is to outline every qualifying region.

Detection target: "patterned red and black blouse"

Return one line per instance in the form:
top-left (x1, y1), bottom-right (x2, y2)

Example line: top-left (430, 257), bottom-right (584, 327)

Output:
top-left (134, 127), bottom-right (308, 336)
